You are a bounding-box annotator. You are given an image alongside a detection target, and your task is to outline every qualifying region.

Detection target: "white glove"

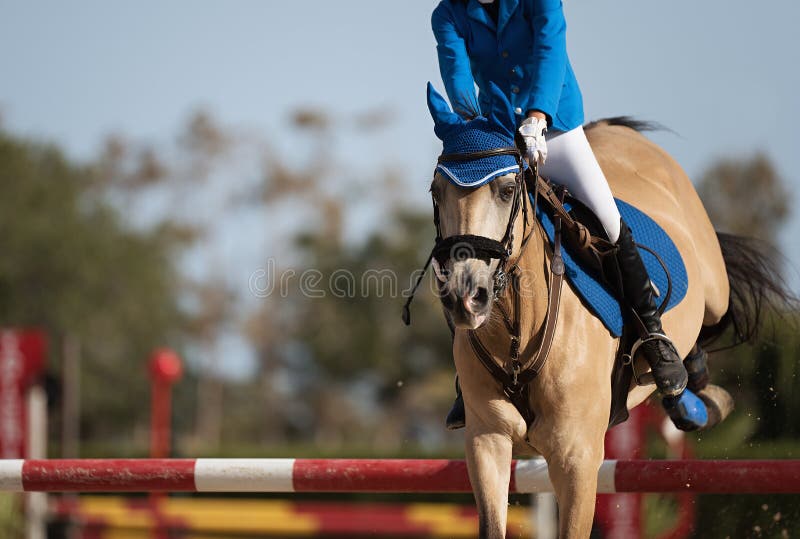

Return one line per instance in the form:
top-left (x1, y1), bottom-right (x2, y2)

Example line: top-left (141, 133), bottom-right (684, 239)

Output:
top-left (518, 116), bottom-right (548, 166)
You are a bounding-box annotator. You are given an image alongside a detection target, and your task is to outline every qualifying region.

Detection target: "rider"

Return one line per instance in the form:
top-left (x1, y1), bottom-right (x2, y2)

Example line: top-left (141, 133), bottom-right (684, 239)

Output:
top-left (432, 0), bottom-right (707, 431)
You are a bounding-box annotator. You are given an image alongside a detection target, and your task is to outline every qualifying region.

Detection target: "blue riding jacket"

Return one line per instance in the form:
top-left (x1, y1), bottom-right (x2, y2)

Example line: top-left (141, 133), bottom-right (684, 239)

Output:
top-left (432, 0), bottom-right (583, 132)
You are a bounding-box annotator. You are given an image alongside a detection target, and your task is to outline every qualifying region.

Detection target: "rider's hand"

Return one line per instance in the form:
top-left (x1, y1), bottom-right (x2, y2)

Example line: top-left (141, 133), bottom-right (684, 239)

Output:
top-left (518, 115), bottom-right (548, 166)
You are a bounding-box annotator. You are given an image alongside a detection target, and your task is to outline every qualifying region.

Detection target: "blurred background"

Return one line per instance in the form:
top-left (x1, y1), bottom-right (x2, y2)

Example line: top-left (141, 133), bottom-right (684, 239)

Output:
top-left (1, 1), bottom-right (798, 537)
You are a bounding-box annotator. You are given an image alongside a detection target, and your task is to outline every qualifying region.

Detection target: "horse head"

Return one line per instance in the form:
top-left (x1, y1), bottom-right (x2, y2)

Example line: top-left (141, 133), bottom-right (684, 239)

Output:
top-left (427, 83), bottom-right (530, 330)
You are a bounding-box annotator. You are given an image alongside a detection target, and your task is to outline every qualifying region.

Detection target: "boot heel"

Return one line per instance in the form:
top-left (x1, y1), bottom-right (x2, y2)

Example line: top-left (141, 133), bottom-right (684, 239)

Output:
top-left (446, 394), bottom-right (465, 430)
top-left (663, 389), bottom-right (708, 431)
top-left (446, 377), bottom-right (466, 430)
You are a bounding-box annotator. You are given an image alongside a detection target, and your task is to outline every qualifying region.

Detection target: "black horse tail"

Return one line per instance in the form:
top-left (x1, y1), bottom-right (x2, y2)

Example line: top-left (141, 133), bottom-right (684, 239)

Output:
top-left (699, 232), bottom-right (798, 350)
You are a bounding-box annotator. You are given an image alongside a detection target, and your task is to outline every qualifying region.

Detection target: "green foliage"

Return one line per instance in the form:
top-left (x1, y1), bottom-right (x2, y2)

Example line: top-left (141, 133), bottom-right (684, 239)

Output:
top-left (0, 129), bottom-right (188, 451)
top-left (290, 209), bottom-right (451, 383)
top-left (0, 494), bottom-right (22, 539)
top-left (237, 111), bottom-right (461, 450)
top-left (694, 314), bottom-right (800, 451)
top-left (682, 155), bottom-right (800, 537)
top-left (245, 207), bottom-right (457, 448)
top-left (693, 495), bottom-right (798, 539)
top-left (682, 319), bottom-right (800, 537)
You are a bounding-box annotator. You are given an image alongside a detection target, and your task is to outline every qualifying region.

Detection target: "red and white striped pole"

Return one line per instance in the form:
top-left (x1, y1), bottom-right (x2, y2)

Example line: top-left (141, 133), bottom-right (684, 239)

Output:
top-left (1, 459), bottom-right (799, 494)
top-left (596, 405), bottom-right (645, 537)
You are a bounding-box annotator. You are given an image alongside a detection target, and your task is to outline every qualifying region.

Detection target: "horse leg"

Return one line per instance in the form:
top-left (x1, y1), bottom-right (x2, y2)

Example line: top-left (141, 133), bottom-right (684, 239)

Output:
top-left (686, 343), bottom-right (734, 428)
top-left (464, 425), bottom-right (513, 539)
top-left (455, 335), bottom-right (527, 539)
top-left (529, 373), bottom-right (610, 538)
top-left (543, 433), bottom-right (605, 538)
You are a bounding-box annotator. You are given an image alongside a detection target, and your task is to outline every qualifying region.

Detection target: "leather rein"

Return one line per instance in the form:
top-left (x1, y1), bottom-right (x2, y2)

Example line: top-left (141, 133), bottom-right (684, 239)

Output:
top-left (402, 147), bottom-right (566, 427)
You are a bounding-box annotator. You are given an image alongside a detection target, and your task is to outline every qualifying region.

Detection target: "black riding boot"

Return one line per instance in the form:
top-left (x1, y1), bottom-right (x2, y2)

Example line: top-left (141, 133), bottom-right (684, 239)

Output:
top-left (608, 219), bottom-right (707, 430)
top-left (446, 376), bottom-right (465, 430)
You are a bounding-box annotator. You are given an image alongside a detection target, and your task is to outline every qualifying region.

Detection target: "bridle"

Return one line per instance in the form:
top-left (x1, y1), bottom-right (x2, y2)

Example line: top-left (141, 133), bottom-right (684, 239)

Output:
top-left (402, 145), bottom-right (566, 429)
top-left (431, 146), bottom-right (532, 298)
top-left (402, 145), bottom-right (538, 321)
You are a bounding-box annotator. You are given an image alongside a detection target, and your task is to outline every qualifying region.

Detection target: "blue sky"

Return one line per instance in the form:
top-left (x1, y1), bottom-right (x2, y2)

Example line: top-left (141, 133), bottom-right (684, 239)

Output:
top-left (2, 2), bottom-right (798, 184)
top-left (1, 1), bottom-right (798, 373)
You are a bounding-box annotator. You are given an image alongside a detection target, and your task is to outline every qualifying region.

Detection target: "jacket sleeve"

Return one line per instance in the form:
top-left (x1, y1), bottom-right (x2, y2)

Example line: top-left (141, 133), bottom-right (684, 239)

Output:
top-left (525, 0), bottom-right (568, 124)
top-left (431, 2), bottom-right (480, 118)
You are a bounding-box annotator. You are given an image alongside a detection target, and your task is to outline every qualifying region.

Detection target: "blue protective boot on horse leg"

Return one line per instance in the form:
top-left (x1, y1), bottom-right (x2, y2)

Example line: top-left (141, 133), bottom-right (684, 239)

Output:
top-left (609, 219), bottom-right (708, 431)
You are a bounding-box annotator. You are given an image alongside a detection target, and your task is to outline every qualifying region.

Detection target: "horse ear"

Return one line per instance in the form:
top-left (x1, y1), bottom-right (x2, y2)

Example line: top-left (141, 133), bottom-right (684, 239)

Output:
top-left (427, 82), bottom-right (464, 140)
top-left (486, 82), bottom-right (516, 138)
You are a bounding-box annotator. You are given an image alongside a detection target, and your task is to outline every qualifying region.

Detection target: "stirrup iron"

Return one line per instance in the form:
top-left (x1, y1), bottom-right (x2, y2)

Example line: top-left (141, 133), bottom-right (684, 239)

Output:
top-left (623, 332), bottom-right (678, 388)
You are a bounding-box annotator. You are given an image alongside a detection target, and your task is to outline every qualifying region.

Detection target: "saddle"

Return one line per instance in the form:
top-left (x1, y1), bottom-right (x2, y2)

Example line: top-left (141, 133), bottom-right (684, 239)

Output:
top-left (532, 178), bottom-right (634, 427)
top-left (532, 176), bottom-right (688, 427)
top-left (533, 177), bottom-right (618, 272)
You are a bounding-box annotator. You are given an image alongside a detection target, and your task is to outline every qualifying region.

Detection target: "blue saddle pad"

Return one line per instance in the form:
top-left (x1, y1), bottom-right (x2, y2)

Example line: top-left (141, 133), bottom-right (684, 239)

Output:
top-left (535, 196), bottom-right (688, 337)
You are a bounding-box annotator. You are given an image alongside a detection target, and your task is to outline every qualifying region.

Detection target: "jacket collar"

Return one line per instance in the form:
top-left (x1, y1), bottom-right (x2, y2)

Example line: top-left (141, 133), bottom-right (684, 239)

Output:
top-left (466, 0), bottom-right (494, 30)
top-left (467, 0), bottom-right (519, 34)
top-left (497, 0), bottom-right (518, 34)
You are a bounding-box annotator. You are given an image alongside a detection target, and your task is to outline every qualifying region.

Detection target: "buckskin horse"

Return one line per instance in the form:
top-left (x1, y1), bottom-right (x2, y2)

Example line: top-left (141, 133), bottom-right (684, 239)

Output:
top-left (403, 83), bottom-right (795, 539)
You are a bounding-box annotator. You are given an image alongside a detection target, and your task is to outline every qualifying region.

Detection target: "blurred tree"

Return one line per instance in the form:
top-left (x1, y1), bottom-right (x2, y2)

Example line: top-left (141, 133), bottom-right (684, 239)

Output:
top-left (0, 128), bottom-right (189, 450)
top-left (85, 109), bottom-right (257, 455)
top-left (692, 153), bottom-right (800, 536)
top-left (241, 107), bottom-right (456, 449)
top-left (291, 108), bottom-right (330, 132)
top-left (696, 151), bottom-right (797, 436)
top-left (186, 277), bottom-right (236, 452)
top-left (246, 207), bottom-right (454, 448)
top-left (697, 152), bottom-right (789, 240)
top-left (0, 97), bottom-right (457, 460)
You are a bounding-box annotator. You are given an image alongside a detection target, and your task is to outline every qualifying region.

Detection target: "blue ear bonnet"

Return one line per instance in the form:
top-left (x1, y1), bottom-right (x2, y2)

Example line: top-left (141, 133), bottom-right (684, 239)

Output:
top-left (437, 119), bottom-right (520, 187)
top-left (427, 82), bottom-right (523, 187)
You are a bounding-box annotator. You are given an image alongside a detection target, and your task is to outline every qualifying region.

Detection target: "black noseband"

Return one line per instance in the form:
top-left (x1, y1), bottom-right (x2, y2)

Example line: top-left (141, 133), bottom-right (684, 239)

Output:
top-left (432, 234), bottom-right (508, 266)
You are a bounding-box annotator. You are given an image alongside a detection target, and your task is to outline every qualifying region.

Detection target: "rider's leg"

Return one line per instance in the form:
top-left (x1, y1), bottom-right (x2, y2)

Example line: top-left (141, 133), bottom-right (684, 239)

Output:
top-left (541, 127), bottom-right (621, 242)
top-left (541, 126), bottom-right (707, 431)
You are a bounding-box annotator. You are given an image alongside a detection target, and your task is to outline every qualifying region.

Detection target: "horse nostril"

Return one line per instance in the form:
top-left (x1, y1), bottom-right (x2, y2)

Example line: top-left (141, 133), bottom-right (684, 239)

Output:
top-left (474, 286), bottom-right (489, 306)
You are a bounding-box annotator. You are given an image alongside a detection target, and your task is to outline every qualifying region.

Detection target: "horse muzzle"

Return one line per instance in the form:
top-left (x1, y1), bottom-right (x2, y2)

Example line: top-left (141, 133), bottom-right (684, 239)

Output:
top-left (434, 257), bottom-right (494, 329)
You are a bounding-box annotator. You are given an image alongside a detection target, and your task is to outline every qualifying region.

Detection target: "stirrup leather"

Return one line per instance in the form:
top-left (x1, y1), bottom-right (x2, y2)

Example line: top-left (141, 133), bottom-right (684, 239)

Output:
top-left (623, 332), bottom-right (679, 389)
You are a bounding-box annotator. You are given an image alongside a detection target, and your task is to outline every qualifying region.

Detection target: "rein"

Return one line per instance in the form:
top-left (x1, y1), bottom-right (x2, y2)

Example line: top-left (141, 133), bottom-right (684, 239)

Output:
top-left (466, 182), bottom-right (565, 428)
top-left (402, 147), bottom-right (566, 428)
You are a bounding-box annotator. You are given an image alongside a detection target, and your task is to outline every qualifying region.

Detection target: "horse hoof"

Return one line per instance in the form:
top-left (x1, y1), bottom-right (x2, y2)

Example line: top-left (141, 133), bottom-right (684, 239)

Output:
top-left (697, 384), bottom-right (735, 429)
top-left (663, 389), bottom-right (708, 432)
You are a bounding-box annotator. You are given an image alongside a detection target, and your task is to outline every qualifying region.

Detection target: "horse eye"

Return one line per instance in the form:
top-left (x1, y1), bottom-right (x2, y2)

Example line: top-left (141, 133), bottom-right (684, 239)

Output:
top-left (500, 185), bottom-right (516, 201)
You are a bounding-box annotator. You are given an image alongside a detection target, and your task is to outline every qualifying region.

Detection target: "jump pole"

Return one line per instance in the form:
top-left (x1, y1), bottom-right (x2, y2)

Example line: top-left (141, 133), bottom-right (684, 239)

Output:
top-left (1, 459), bottom-right (798, 494)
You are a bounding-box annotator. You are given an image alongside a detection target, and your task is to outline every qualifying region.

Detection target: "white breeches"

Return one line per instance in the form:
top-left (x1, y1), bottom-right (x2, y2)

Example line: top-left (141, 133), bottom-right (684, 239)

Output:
top-left (540, 126), bottom-right (621, 243)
